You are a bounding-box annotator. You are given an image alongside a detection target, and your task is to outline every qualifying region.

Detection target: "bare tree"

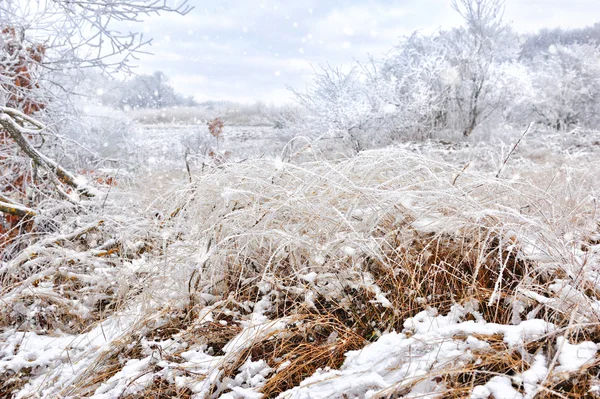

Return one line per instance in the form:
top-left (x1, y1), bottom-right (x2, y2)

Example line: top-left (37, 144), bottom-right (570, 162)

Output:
top-left (0, 0), bottom-right (191, 105)
top-left (452, 0), bottom-right (505, 39)
top-left (104, 71), bottom-right (192, 109)
top-left (293, 64), bottom-right (374, 152)
top-left (527, 43), bottom-right (600, 130)
top-left (381, 33), bottom-right (454, 138)
top-left (450, 0), bottom-right (510, 136)
top-left (0, 0), bottom-right (192, 246)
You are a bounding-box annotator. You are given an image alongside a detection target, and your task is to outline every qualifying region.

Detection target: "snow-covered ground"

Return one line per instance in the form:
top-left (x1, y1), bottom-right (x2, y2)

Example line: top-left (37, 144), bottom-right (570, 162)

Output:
top-left (127, 123), bottom-right (292, 171)
top-left (3, 124), bottom-right (600, 398)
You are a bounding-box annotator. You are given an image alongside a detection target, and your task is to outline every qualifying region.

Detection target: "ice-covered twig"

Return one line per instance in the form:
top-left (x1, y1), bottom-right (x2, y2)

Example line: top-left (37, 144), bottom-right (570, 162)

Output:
top-left (495, 122), bottom-right (534, 178)
top-left (0, 107), bottom-right (94, 198)
top-left (0, 194), bottom-right (36, 217)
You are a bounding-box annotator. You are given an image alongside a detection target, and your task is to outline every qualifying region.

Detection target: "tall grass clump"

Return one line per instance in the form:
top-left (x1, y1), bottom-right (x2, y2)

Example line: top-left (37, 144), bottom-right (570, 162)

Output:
top-left (148, 147), bottom-right (600, 397)
top-left (5, 145), bottom-right (600, 398)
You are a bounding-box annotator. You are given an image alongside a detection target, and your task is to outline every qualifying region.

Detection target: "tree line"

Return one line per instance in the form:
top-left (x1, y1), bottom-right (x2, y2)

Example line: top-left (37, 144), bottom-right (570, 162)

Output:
top-left (295, 0), bottom-right (600, 151)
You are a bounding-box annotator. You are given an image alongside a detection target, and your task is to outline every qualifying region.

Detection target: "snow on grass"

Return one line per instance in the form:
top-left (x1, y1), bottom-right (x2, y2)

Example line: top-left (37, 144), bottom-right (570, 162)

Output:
top-left (3, 131), bottom-right (600, 398)
top-left (276, 304), bottom-right (555, 399)
top-left (556, 337), bottom-right (598, 373)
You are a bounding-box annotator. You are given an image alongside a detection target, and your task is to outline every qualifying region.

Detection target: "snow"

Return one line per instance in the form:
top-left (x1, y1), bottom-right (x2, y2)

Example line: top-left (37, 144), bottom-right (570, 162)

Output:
top-left (0, 310), bottom-right (143, 399)
top-left (92, 357), bottom-right (154, 398)
top-left (519, 354), bottom-right (548, 399)
top-left (0, 331), bottom-right (74, 374)
top-left (471, 376), bottom-right (523, 399)
top-left (223, 318), bottom-right (291, 355)
top-left (342, 245), bottom-right (356, 256)
top-left (300, 271), bottom-right (318, 283)
top-left (220, 358), bottom-right (273, 399)
top-left (440, 67), bottom-right (461, 86)
top-left (556, 337), bottom-right (598, 372)
top-left (382, 104), bottom-right (397, 114)
top-left (219, 292), bottom-right (292, 355)
top-left (277, 305), bottom-right (556, 399)
top-left (5, 109), bottom-right (600, 399)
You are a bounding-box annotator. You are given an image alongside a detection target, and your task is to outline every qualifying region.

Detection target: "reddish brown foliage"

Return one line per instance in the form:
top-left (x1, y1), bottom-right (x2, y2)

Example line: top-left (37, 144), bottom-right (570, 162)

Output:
top-left (0, 27), bottom-right (46, 247)
top-left (78, 170), bottom-right (118, 186)
top-left (207, 117), bottom-right (224, 139)
top-left (207, 148), bottom-right (231, 165)
top-left (1, 27), bottom-right (46, 114)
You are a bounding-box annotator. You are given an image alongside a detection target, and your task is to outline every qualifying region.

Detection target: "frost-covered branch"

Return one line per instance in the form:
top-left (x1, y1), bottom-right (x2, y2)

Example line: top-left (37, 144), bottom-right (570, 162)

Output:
top-left (0, 107), bottom-right (93, 197)
top-left (0, 194), bottom-right (36, 217)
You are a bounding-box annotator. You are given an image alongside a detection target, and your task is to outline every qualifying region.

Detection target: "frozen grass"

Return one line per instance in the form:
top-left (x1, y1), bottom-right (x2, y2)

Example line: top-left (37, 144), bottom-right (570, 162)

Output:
top-left (130, 103), bottom-right (304, 127)
top-left (2, 130), bottom-right (600, 398)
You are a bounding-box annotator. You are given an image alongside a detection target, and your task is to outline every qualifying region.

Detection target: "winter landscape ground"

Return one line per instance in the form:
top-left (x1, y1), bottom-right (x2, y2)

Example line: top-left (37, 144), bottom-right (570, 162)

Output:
top-left (3, 0), bottom-right (600, 398)
top-left (3, 119), bottom-right (600, 398)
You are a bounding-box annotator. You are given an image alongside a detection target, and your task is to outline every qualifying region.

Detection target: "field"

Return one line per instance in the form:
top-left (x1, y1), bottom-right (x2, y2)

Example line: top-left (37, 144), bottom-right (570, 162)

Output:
top-left (3, 0), bottom-right (600, 397)
top-left (3, 115), bottom-right (600, 399)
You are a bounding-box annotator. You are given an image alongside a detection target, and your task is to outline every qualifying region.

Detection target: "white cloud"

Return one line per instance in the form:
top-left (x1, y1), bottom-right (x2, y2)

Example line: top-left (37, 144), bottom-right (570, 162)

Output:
top-left (504, 0), bottom-right (600, 33)
top-left (127, 0), bottom-right (600, 104)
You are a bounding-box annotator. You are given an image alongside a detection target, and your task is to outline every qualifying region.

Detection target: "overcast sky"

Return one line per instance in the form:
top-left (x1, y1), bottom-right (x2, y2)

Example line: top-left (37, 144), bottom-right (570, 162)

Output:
top-left (128, 0), bottom-right (600, 104)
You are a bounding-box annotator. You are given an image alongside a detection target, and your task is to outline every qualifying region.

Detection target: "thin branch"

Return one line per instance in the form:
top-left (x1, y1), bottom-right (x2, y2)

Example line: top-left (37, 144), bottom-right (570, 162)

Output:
top-left (0, 197), bottom-right (36, 217)
top-left (495, 122), bottom-right (534, 178)
top-left (0, 107), bottom-right (94, 197)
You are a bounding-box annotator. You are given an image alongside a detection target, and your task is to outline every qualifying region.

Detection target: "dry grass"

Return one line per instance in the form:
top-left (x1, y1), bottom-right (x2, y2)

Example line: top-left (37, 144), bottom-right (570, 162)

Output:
top-left (195, 226), bottom-right (548, 397)
top-left (437, 336), bottom-right (533, 398)
top-left (254, 317), bottom-right (365, 398)
top-left (1, 369), bottom-right (31, 399)
top-left (60, 337), bottom-right (145, 397)
top-left (122, 377), bottom-right (194, 399)
top-left (162, 146), bottom-right (600, 396)
top-left (0, 201), bottom-right (163, 334)
top-left (5, 143), bottom-right (600, 398)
